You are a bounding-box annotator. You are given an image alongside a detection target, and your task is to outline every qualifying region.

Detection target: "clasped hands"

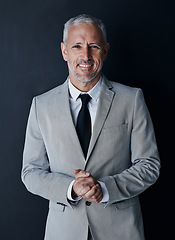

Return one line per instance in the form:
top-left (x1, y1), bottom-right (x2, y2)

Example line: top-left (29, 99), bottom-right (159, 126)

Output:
top-left (72, 169), bottom-right (103, 203)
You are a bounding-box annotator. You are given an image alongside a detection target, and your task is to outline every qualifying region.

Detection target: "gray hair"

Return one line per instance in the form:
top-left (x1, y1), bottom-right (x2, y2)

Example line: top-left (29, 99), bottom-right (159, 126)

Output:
top-left (63, 14), bottom-right (107, 44)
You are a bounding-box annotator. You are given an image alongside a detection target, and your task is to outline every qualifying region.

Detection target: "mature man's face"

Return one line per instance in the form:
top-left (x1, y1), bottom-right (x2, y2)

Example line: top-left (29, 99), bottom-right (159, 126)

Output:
top-left (61, 23), bottom-right (109, 84)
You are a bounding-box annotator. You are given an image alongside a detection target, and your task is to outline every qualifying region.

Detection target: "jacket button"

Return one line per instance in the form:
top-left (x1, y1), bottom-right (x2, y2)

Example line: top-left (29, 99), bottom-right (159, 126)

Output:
top-left (85, 201), bottom-right (92, 206)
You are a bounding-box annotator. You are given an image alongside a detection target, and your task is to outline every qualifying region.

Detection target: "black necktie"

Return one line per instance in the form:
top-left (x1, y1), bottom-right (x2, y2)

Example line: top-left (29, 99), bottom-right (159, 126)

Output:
top-left (76, 94), bottom-right (91, 158)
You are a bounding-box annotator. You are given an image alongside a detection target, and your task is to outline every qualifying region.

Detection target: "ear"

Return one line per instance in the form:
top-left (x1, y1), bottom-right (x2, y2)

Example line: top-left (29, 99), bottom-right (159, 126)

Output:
top-left (103, 42), bottom-right (110, 61)
top-left (61, 42), bottom-right (68, 61)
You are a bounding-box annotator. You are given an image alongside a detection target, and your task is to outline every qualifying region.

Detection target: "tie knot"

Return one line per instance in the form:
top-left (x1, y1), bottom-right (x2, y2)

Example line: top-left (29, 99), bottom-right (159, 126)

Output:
top-left (79, 94), bottom-right (91, 105)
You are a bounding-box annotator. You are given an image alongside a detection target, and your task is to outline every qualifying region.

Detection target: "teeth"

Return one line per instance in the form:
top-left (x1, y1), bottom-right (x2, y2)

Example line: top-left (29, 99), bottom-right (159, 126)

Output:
top-left (79, 64), bottom-right (92, 67)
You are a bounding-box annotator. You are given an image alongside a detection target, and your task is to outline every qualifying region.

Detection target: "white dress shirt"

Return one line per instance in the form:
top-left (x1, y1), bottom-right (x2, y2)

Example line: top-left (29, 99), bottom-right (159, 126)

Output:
top-left (68, 77), bottom-right (101, 130)
top-left (67, 76), bottom-right (109, 203)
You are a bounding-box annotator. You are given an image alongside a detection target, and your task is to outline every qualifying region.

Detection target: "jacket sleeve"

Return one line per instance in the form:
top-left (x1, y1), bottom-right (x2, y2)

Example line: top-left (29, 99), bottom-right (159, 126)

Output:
top-left (100, 89), bottom-right (161, 206)
top-left (21, 97), bottom-right (74, 206)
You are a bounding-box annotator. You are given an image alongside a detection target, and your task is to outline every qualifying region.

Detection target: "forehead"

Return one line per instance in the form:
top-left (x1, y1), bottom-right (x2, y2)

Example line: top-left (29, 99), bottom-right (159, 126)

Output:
top-left (67, 23), bottom-right (104, 44)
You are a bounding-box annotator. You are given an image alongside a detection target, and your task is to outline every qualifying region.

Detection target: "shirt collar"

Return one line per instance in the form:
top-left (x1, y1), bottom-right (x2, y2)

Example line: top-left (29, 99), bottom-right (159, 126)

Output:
top-left (68, 76), bottom-right (102, 102)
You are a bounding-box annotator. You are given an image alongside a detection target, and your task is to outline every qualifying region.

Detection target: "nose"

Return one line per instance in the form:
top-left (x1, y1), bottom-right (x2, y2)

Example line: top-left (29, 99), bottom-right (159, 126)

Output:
top-left (82, 46), bottom-right (91, 61)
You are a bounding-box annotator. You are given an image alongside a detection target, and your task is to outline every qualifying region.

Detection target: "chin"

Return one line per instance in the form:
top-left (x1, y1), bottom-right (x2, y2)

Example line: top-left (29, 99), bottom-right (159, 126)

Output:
top-left (75, 72), bottom-right (101, 83)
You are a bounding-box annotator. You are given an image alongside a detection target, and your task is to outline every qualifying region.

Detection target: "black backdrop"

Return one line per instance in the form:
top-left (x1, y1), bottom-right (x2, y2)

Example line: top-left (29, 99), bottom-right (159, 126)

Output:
top-left (0, 0), bottom-right (174, 239)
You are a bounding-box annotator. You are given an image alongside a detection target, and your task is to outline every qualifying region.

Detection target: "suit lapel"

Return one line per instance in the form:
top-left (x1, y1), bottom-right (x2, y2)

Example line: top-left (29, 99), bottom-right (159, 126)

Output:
top-left (56, 80), bottom-right (84, 158)
top-left (86, 77), bottom-right (115, 161)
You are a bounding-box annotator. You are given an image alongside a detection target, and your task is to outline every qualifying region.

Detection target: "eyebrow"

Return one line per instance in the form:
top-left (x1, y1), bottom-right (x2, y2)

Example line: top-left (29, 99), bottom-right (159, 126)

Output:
top-left (72, 42), bottom-right (101, 45)
top-left (73, 42), bottom-right (82, 45)
top-left (89, 42), bottom-right (101, 45)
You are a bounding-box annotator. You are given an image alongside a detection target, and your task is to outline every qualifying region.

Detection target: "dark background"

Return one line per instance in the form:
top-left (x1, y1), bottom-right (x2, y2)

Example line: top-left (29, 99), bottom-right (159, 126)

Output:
top-left (0, 0), bottom-right (174, 239)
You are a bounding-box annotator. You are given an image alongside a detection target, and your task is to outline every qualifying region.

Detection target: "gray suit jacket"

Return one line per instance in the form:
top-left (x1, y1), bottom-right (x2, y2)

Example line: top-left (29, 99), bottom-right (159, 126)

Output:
top-left (22, 76), bottom-right (160, 240)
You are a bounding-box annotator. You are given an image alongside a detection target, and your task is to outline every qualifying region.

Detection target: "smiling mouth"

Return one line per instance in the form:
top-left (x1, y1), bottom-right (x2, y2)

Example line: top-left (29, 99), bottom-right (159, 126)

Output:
top-left (77, 60), bottom-right (94, 69)
top-left (78, 62), bottom-right (94, 72)
top-left (79, 64), bottom-right (93, 68)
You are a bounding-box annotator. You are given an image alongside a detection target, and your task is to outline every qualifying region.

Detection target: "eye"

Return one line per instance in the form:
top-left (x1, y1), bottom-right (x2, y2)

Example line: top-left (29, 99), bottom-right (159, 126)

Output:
top-left (90, 45), bottom-right (100, 49)
top-left (72, 45), bottom-right (81, 49)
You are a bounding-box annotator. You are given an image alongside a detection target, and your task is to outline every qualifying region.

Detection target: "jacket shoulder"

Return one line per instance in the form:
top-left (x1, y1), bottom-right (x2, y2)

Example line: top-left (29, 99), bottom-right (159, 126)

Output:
top-left (103, 78), bottom-right (142, 102)
top-left (109, 80), bottom-right (140, 95)
top-left (103, 78), bottom-right (145, 107)
top-left (34, 81), bottom-right (68, 102)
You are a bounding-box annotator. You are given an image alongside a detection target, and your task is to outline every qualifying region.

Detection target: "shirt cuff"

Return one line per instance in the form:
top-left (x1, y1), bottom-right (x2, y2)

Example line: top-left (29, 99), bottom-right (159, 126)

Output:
top-left (98, 181), bottom-right (109, 203)
top-left (67, 180), bottom-right (82, 202)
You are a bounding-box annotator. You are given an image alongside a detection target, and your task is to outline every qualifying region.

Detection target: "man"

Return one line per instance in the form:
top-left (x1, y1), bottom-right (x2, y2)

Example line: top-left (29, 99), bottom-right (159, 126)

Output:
top-left (22, 14), bottom-right (160, 240)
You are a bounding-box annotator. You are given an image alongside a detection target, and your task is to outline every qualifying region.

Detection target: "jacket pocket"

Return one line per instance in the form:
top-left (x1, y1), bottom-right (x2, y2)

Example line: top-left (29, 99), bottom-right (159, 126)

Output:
top-left (49, 201), bottom-right (66, 212)
top-left (114, 197), bottom-right (138, 210)
top-left (103, 122), bottom-right (128, 130)
top-left (102, 123), bottom-right (128, 136)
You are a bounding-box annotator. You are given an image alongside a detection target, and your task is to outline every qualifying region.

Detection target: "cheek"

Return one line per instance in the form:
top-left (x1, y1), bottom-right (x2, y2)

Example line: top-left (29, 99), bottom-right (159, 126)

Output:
top-left (67, 55), bottom-right (77, 66)
top-left (94, 57), bottom-right (103, 67)
top-left (94, 53), bottom-right (103, 63)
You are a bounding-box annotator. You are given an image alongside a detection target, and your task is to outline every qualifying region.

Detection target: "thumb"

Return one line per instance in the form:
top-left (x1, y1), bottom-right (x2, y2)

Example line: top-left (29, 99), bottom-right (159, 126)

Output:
top-left (74, 169), bottom-right (90, 178)
top-left (73, 169), bottom-right (81, 175)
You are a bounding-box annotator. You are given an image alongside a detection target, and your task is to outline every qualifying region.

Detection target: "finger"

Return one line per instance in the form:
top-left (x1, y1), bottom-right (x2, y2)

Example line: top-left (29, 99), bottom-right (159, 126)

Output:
top-left (73, 178), bottom-right (93, 197)
top-left (74, 178), bottom-right (94, 192)
top-left (87, 191), bottom-right (103, 203)
top-left (74, 170), bottom-right (90, 179)
top-left (73, 169), bottom-right (81, 175)
top-left (94, 190), bottom-right (103, 202)
top-left (78, 186), bottom-right (91, 197)
top-left (93, 184), bottom-right (103, 203)
top-left (83, 185), bottom-right (98, 199)
top-left (83, 185), bottom-right (103, 203)
top-left (75, 176), bottom-right (96, 188)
